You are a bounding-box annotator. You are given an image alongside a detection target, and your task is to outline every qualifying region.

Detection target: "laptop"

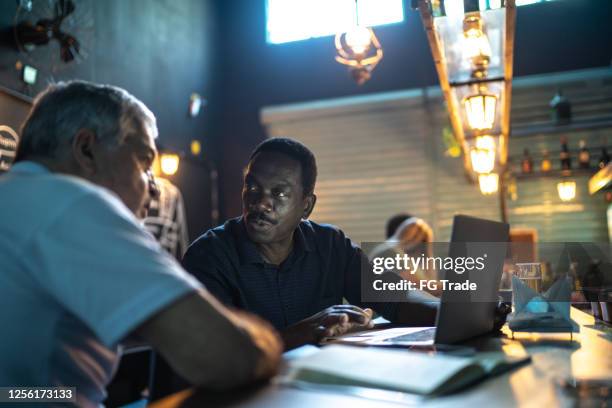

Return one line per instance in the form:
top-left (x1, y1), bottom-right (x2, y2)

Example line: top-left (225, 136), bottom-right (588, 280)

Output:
top-left (329, 215), bottom-right (509, 347)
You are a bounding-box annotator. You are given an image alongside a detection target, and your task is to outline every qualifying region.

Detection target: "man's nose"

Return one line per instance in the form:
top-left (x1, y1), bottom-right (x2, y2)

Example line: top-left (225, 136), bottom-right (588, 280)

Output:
top-left (147, 170), bottom-right (161, 200)
top-left (252, 193), bottom-right (273, 212)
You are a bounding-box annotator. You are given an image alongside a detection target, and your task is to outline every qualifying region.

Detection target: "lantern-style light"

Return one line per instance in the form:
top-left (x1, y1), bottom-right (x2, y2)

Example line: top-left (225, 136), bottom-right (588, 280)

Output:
top-left (479, 172), bottom-right (499, 195)
top-left (557, 180), bottom-right (576, 202)
top-left (470, 135), bottom-right (496, 174)
top-left (463, 14), bottom-right (492, 78)
top-left (464, 85), bottom-right (497, 131)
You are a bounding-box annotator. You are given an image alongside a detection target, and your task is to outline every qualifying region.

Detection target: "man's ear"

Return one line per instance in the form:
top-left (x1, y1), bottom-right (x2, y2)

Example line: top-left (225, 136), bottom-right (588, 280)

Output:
top-left (71, 129), bottom-right (98, 175)
top-left (303, 194), bottom-right (317, 219)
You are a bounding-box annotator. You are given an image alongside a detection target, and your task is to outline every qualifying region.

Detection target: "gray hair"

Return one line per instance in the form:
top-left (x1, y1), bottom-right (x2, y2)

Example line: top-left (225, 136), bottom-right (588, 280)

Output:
top-left (15, 80), bottom-right (157, 162)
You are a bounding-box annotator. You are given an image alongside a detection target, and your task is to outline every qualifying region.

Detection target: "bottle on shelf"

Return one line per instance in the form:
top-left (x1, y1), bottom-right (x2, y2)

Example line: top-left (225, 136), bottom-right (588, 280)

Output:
top-left (521, 148), bottom-right (533, 174)
top-left (578, 139), bottom-right (590, 169)
top-left (541, 149), bottom-right (552, 172)
top-left (560, 136), bottom-right (571, 174)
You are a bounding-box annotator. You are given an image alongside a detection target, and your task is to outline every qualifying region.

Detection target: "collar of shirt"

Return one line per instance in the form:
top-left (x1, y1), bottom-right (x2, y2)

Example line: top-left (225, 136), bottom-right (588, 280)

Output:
top-left (235, 217), bottom-right (313, 267)
top-left (9, 160), bottom-right (50, 174)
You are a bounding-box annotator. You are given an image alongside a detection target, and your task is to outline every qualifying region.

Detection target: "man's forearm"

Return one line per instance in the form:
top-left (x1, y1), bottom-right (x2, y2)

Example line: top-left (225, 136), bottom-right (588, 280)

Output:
top-left (225, 310), bottom-right (283, 379)
top-left (135, 291), bottom-right (282, 389)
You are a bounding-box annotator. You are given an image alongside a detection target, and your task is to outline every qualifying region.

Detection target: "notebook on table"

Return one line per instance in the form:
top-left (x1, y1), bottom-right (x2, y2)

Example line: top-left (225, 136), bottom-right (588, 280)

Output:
top-left (285, 344), bottom-right (530, 396)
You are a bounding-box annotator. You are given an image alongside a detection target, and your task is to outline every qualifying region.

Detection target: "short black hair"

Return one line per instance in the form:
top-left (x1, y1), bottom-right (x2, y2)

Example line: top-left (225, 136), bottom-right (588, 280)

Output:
top-left (249, 137), bottom-right (317, 196)
top-left (386, 213), bottom-right (413, 239)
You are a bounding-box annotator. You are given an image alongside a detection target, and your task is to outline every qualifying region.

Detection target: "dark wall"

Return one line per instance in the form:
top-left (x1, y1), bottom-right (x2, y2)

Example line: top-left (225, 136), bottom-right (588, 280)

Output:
top-left (0, 0), bottom-right (221, 240)
top-left (213, 0), bottom-right (612, 219)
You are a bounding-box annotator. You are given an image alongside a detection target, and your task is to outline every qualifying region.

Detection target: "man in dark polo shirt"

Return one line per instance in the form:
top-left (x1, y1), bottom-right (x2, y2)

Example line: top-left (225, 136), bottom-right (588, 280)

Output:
top-left (182, 138), bottom-right (438, 349)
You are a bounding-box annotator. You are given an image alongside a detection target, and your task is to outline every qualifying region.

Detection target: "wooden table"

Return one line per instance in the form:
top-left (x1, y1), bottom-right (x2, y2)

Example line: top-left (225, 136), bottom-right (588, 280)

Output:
top-left (149, 308), bottom-right (612, 407)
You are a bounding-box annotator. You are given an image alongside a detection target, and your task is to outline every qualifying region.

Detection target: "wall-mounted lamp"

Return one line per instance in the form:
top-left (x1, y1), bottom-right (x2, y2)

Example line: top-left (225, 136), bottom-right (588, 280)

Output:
top-left (160, 153), bottom-right (180, 176)
top-left (557, 180), bottom-right (576, 202)
top-left (335, 0), bottom-right (383, 85)
top-left (190, 140), bottom-right (202, 156)
top-left (479, 172), bottom-right (499, 195)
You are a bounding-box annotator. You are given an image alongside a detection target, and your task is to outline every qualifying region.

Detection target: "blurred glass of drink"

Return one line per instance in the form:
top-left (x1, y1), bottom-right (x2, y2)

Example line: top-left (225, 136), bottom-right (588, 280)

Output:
top-left (515, 263), bottom-right (542, 293)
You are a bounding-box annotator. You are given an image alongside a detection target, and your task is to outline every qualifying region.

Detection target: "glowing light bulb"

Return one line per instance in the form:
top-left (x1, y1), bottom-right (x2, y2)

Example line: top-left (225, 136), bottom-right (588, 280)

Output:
top-left (190, 140), bottom-right (202, 156)
top-left (160, 153), bottom-right (180, 176)
top-left (476, 135), bottom-right (496, 150)
top-left (471, 147), bottom-right (495, 174)
top-left (557, 180), bottom-right (576, 202)
top-left (345, 26), bottom-right (372, 55)
top-left (471, 135), bottom-right (497, 174)
top-left (463, 29), bottom-right (491, 72)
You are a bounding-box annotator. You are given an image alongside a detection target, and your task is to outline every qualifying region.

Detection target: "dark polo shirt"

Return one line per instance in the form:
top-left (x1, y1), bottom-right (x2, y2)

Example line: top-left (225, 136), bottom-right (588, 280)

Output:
top-left (182, 217), bottom-right (397, 330)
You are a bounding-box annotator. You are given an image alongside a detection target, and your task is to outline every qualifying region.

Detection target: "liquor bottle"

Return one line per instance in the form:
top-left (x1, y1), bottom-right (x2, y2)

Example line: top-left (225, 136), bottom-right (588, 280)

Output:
top-left (560, 136), bottom-right (571, 174)
top-left (599, 146), bottom-right (610, 169)
top-left (521, 148), bottom-right (533, 174)
top-left (578, 139), bottom-right (590, 169)
top-left (541, 149), bottom-right (552, 172)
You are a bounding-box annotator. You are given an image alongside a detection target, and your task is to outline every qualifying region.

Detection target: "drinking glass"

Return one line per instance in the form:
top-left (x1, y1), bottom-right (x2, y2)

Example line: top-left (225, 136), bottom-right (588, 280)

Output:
top-left (514, 262), bottom-right (542, 293)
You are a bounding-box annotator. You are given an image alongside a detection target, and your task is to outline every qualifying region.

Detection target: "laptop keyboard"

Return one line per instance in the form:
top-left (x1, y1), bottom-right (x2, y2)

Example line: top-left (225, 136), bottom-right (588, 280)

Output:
top-left (383, 327), bottom-right (436, 342)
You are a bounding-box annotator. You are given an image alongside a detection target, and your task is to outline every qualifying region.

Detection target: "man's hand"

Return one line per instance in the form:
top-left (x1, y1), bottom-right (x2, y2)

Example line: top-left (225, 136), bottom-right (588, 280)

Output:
top-left (282, 305), bottom-right (374, 350)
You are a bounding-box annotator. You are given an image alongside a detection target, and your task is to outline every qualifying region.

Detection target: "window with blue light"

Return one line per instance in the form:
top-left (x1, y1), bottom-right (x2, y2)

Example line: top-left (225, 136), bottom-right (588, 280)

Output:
top-left (480, 0), bottom-right (558, 9)
top-left (266, 0), bottom-right (404, 44)
top-left (266, 0), bottom-right (558, 45)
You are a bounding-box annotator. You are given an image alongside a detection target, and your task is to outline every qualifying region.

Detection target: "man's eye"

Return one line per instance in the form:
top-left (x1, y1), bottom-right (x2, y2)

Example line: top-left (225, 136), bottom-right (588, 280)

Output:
top-left (141, 156), bottom-right (154, 168)
top-left (275, 191), bottom-right (288, 198)
top-left (247, 185), bottom-right (258, 193)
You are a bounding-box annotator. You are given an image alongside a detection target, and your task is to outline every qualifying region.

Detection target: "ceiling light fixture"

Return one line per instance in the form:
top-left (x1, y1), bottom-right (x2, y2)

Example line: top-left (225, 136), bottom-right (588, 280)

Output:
top-left (464, 85), bottom-right (497, 131)
top-left (335, 0), bottom-right (383, 85)
top-left (413, 0), bottom-right (516, 216)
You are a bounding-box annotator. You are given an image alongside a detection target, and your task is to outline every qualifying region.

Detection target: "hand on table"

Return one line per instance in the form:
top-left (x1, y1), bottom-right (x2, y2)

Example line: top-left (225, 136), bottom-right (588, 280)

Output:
top-left (282, 305), bottom-right (374, 350)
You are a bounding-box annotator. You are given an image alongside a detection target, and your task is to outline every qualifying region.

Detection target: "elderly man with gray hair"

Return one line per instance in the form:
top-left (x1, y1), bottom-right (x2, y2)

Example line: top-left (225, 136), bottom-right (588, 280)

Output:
top-left (0, 81), bottom-right (281, 407)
